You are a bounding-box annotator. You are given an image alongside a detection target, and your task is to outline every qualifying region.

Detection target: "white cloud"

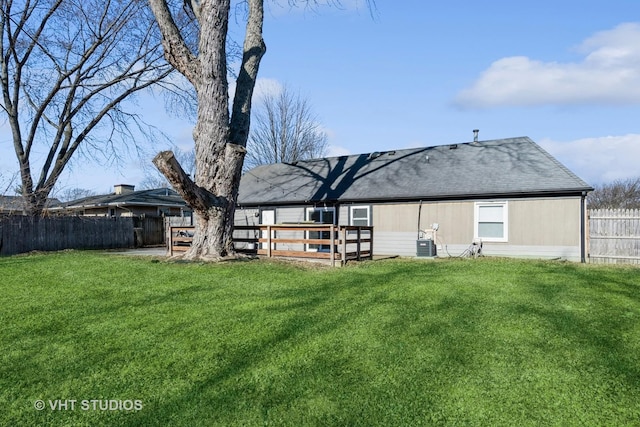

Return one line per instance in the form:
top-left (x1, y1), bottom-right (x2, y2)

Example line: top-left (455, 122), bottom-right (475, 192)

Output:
top-left (252, 78), bottom-right (284, 102)
top-left (326, 145), bottom-right (351, 157)
top-left (539, 134), bottom-right (640, 184)
top-left (228, 77), bottom-right (283, 108)
top-left (456, 23), bottom-right (640, 108)
top-left (401, 140), bottom-right (428, 150)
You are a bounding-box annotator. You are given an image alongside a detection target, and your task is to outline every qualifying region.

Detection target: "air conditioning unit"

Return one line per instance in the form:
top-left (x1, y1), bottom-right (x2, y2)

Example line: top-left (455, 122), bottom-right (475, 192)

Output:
top-left (416, 239), bottom-right (437, 257)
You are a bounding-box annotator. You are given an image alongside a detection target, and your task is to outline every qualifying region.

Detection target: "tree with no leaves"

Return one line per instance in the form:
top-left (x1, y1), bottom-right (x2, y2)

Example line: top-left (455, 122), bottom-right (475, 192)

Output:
top-left (244, 85), bottom-right (328, 171)
top-left (55, 187), bottom-right (96, 203)
top-left (0, 0), bottom-right (187, 216)
top-left (588, 177), bottom-right (640, 209)
top-left (149, 0), bottom-right (374, 260)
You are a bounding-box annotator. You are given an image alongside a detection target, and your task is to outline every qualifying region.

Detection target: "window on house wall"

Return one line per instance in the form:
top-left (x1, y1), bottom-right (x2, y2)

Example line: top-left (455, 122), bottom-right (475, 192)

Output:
top-left (474, 201), bottom-right (508, 242)
top-left (349, 206), bottom-right (371, 226)
top-left (306, 207), bottom-right (335, 251)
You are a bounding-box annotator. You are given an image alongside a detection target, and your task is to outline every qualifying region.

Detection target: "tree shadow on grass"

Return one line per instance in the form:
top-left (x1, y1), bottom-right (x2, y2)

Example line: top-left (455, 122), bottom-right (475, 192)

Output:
top-left (15, 259), bottom-right (638, 426)
top-left (115, 261), bottom-right (460, 426)
top-left (504, 263), bottom-right (640, 421)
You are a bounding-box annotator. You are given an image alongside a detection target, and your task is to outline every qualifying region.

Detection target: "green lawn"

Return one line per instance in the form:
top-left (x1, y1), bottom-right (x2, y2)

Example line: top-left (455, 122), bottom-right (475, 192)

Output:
top-left (1, 252), bottom-right (639, 426)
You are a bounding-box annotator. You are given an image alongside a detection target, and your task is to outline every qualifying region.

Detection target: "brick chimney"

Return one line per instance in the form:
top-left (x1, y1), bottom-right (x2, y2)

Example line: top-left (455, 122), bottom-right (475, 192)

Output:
top-left (114, 184), bottom-right (135, 195)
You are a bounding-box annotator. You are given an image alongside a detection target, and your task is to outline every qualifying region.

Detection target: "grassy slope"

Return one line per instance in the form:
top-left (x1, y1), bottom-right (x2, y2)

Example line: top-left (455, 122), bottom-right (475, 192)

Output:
top-left (1, 252), bottom-right (639, 426)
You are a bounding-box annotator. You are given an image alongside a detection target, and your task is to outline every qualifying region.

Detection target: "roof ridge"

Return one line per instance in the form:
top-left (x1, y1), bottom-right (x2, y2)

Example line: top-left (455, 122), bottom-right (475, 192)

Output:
top-left (273, 136), bottom-right (536, 167)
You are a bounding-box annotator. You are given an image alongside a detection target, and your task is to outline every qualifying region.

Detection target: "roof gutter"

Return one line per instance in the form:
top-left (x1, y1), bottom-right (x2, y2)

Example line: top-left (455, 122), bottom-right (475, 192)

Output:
top-left (239, 188), bottom-right (595, 208)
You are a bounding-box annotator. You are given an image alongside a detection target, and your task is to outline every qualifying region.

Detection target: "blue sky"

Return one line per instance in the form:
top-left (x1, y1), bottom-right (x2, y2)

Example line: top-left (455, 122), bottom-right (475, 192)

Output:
top-left (3, 0), bottom-right (640, 195)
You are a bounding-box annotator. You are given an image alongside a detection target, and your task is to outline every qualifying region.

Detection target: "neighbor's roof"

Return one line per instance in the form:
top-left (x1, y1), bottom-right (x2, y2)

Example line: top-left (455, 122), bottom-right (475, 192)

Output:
top-left (54, 187), bottom-right (188, 210)
top-left (238, 137), bottom-right (593, 206)
top-left (0, 196), bottom-right (28, 213)
top-left (0, 196), bottom-right (60, 213)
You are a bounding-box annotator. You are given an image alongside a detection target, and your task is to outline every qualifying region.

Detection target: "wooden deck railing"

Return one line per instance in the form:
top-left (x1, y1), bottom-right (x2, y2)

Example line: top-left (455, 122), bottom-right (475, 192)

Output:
top-left (169, 224), bottom-right (373, 266)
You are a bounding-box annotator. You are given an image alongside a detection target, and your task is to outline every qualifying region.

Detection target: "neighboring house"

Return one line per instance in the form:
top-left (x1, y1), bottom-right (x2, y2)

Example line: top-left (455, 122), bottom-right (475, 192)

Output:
top-left (0, 196), bottom-right (60, 215)
top-left (50, 184), bottom-right (192, 218)
top-left (236, 136), bottom-right (593, 261)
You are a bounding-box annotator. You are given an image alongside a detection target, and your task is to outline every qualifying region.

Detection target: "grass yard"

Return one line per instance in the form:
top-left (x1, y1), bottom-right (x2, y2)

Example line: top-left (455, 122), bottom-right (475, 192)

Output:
top-left (1, 252), bottom-right (639, 426)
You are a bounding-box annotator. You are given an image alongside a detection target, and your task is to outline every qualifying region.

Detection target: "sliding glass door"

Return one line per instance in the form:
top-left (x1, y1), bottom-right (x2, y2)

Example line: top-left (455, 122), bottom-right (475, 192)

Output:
top-left (306, 207), bottom-right (335, 252)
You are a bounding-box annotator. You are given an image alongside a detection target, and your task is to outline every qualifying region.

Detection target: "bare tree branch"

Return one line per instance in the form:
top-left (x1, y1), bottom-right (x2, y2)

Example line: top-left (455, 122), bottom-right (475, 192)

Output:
top-left (149, 0), bottom-right (200, 84)
top-left (230, 0), bottom-right (265, 148)
top-left (245, 85), bottom-right (327, 170)
top-left (152, 150), bottom-right (224, 216)
top-left (1, 0), bottom-right (191, 215)
top-left (588, 177), bottom-right (640, 209)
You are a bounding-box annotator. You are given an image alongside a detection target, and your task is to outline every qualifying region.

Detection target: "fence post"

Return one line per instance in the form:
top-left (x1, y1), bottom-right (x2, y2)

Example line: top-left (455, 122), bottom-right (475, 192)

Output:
top-left (169, 226), bottom-right (174, 256)
top-left (341, 227), bottom-right (347, 266)
top-left (330, 225), bottom-right (335, 267)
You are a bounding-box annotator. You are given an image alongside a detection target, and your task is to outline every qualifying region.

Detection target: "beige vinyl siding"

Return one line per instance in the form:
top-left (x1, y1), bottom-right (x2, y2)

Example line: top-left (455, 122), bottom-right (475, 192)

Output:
top-left (372, 197), bottom-right (582, 259)
top-left (236, 197), bottom-right (583, 260)
top-left (373, 201), bottom-right (474, 246)
top-left (508, 197), bottom-right (581, 246)
top-left (339, 205), bottom-right (350, 226)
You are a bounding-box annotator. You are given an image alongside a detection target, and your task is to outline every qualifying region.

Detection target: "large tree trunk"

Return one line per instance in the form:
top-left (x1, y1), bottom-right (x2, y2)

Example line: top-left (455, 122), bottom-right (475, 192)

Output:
top-left (153, 144), bottom-right (246, 260)
top-left (149, 0), bottom-right (264, 260)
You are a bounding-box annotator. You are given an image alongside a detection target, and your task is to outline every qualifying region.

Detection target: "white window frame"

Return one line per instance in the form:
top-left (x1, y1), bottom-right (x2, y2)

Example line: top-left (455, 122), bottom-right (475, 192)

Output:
top-left (474, 201), bottom-right (508, 243)
top-left (349, 205), bottom-right (371, 227)
top-left (305, 207), bottom-right (336, 252)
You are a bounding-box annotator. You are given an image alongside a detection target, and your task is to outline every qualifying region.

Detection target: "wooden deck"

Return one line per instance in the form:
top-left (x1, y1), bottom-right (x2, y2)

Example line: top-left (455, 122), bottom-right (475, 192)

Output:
top-left (169, 224), bottom-right (373, 266)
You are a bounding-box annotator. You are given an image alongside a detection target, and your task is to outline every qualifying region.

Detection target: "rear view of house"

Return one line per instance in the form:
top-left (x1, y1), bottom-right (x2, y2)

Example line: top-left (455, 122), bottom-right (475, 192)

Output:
top-left (236, 136), bottom-right (593, 261)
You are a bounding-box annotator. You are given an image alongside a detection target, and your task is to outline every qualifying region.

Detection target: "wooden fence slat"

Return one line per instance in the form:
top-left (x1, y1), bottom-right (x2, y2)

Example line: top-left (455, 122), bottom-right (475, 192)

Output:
top-left (0, 216), bottom-right (134, 256)
top-left (589, 209), bottom-right (640, 265)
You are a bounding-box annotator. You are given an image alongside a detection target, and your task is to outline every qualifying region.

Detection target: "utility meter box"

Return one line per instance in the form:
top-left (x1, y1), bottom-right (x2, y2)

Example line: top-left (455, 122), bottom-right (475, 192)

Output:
top-left (416, 239), bottom-right (437, 257)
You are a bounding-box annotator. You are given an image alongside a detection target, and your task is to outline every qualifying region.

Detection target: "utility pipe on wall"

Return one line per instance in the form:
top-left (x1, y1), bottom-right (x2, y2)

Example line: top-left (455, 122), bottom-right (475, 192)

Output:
top-left (581, 192), bottom-right (587, 263)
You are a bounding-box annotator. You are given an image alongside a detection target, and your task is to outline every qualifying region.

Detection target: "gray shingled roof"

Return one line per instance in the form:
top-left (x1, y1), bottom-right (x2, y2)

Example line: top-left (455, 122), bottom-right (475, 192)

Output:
top-left (55, 188), bottom-right (187, 209)
top-left (0, 196), bottom-right (60, 213)
top-left (238, 137), bottom-right (592, 206)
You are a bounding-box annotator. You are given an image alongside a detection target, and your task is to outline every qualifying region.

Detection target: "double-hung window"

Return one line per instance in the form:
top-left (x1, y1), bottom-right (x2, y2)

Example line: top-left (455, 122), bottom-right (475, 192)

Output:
top-left (474, 201), bottom-right (508, 242)
top-left (349, 206), bottom-right (371, 227)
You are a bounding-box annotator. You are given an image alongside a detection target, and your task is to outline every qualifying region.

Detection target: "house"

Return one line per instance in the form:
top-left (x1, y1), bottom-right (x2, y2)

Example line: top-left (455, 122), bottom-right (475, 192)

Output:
top-left (236, 136), bottom-right (593, 262)
top-left (0, 195), bottom-right (60, 215)
top-left (0, 196), bottom-right (30, 215)
top-left (50, 184), bottom-right (192, 219)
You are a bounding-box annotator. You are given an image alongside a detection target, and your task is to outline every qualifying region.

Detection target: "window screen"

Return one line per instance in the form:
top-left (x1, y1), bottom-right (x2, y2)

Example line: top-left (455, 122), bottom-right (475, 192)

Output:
top-left (350, 206), bottom-right (370, 226)
top-left (475, 202), bottom-right (508, 242)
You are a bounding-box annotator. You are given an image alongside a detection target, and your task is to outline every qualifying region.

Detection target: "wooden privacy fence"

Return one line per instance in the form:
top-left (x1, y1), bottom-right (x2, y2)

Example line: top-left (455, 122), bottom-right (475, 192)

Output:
top-left (132, 216), bottom-right (165, 246)
top-left (0, 216), bottom-right (134, 256)
top-left (169, 224), bottom-right (374, 266)
top-left (589, 209), bottom-right (640, 265)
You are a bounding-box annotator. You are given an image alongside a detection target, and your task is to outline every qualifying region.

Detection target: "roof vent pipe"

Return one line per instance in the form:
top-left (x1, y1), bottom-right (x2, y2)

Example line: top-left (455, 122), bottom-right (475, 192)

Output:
top-left (473, 129), bottom-right (479, 143)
